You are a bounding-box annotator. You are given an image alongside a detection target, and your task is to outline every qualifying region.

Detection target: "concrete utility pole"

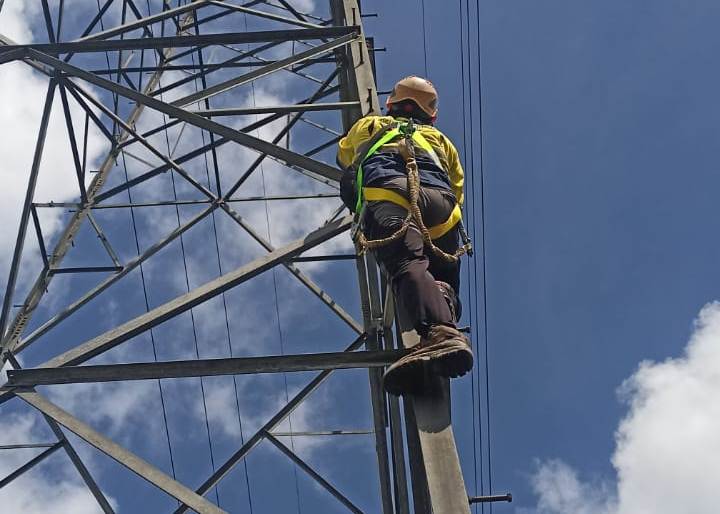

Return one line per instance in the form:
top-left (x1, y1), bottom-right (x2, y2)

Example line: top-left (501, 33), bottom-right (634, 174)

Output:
top-left (0, 1), bottom-right (476, 512)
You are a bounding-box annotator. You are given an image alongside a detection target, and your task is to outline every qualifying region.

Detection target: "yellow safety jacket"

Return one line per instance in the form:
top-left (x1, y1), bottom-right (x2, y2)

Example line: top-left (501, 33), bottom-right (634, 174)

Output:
top-left (338, 116), bottom-right (464, 239)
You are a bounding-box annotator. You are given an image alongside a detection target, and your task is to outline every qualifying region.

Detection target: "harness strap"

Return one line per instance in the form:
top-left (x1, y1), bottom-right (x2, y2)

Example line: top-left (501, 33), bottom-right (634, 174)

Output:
top-left (354, 121), bottom-right (460, 239)
top-left (355, 135), bottom-right (472, 263)
top-left (355, 126), bottom-right (402, 212)
top-left (363, 187), bottom-right (462, 239)
top-left (354, 123), bottom-right (447, 211)
top-left (411, 131), bottom-right (444, 171)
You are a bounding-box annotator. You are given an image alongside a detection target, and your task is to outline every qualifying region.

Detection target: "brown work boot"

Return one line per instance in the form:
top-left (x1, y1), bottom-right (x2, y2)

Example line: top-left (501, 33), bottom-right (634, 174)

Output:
top-left (383, 325), bottom-right (474, 396)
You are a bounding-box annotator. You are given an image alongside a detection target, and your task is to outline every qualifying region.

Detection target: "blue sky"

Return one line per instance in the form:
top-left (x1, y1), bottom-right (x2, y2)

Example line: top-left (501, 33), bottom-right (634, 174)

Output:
top-left (3, 1), bottom-right (720, 513)
top-left (366, 0), bottom-right (720, 512)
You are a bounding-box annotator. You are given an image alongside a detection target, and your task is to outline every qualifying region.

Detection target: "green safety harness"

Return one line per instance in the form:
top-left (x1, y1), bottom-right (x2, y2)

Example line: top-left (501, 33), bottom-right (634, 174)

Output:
top-left (351, 119), bottom-right (473, 262)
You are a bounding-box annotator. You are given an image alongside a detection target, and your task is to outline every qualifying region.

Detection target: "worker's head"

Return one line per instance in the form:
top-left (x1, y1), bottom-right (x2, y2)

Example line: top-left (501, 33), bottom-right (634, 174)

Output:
top-left (386, 76), bottom-right (438, 124)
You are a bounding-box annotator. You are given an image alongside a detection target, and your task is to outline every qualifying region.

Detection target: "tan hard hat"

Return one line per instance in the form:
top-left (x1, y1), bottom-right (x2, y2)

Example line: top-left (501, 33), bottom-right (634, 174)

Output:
top-left (386, 76), bottom-right (438, 118)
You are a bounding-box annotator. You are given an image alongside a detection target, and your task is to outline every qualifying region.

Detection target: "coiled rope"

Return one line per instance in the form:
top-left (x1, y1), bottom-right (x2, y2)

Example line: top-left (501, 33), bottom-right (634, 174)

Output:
top-left (354, 134), bottom-right (472, 263)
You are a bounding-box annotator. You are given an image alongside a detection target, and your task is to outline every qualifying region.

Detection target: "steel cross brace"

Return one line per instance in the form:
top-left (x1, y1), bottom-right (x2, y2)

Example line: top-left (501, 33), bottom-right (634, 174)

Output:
top-left (208, 1), bottom-right (322, 29)
top-left (14, 98), bottom-right (359, 356)
top-left (62, 73), bottom-right (362, 344)
top-left (15, 390), bottom-right (225, 514)
top-left (0, 9), bottom-right (200, 354)
top-left (172, 334), bottom-right (368, 514)
top-left (169, 32), bottom-right (358, 107)
top-left (0, 442), bottom-right (64, 489)
top-left (0, 80), bottom-right (56, 346)
top-left (71, 80), bottom-right (361, 341)
top-left (1, 45), bottom-right (346, 357)
top-left (74, 0), bottom-right (212, 42)
top-left (2, 354), bottom-right (115, 513)
top-left (26, 48), bottom-right (343, 182)
top-left (265, 431), bottom-right (364, 513)
top-left (41, 215), bottom-right (352, 370)
top-left (98, 81), bottom-right (340, 203)
top-left (0, 217), bottom-right (352, 407)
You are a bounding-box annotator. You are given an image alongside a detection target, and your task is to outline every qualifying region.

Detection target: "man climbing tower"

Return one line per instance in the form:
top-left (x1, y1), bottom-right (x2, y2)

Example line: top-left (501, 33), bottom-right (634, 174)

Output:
top-left (337, 76), bottom-right (473, 396)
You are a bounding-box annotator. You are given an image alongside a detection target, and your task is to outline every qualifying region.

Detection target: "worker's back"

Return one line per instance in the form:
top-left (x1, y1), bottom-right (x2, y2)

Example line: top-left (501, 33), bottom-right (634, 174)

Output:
top-left (337, 115), bottom-right (465, 205)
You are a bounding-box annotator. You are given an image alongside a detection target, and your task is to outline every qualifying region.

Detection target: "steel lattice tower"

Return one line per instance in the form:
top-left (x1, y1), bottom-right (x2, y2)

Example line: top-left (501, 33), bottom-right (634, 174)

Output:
top-left (0, 1), bottom-right (477, 512)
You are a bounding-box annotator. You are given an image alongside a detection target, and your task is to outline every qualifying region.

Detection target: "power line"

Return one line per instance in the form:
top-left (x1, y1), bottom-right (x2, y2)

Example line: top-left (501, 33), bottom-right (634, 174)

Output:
top-left (473, 0), bottom-right (494, 506)
top-left (164, 119), bottom-right (222, 508)
top-left (190, 17), bottom-right (256, 514)
top-left (458, 1), bottom-right (482, 511)
top-left (423, 2), bottom-right (491, 510)
top-left (463, 0), bottom-right (487, 510)
top-left (243, 12), bottom-right (303, 514)
top-left (105, 0), bottom-right (178, 494)
top-left (152, 12), bottom-right (220, 501)
top-left (119, 152), bottom-right (178, 483)
top-left (421, 0), bottom-right (429, 76)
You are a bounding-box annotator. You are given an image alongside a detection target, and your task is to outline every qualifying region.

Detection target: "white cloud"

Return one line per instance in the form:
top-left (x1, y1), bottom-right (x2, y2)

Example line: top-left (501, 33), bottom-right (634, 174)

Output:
top-left (0, 4), bottom-right (107, 285)
top-left (0, 2), bottom-right (38, 43)
top-left (0, 412), bottom-right (117, 514)
top-left (288, 0), bottom-right (316, 14)
top-left (529, 460), bottom-right (617, 514)
top-left (529, 301), bottom-right (720, 514)
top-left (198, 378), bottom-right (244, 439)
top-left (47, 380), bottom-right (160, 441)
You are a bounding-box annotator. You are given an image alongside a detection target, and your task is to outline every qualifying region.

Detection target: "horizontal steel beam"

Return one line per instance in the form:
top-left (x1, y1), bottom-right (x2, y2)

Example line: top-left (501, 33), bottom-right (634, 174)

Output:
top-left (38, 216), bottom-right (351, 369)
top-left (208, 0), bottom-right (322, 29)
top-left (16, 390), bottom-right (225, 514)
top-left (35, 193), bottom-right (340, 210)
top-left (291, 255), bottom-right (356, 263)
top-left (48, 266), bottom-right (123, 275)
top-left (1, 27), bottom-right (359, 54)
top-left (270, 430), bottom-right (373, 437)
top-left (0, 443), bottom-right (57, 450)
top-left (193, 101), bottom-right (359, 116)
top-left (87, 59), bottom-right (336, 74)
top-left (5, 350), bottom-right (406, 386)
top-left (76, 0), bottom-right (210, 42)
top-left (170, 32), bottom-right (358, 108)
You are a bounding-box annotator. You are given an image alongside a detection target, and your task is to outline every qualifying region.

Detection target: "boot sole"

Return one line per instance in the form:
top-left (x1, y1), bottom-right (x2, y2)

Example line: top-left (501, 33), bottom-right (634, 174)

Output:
top-left (428, 346), bottom-right (474, 379)
top-left (383, 342), bottom-right (474, 395)
top-left (383, 355), bottom-right (426, 396)
top-left (408, 339), bottom-right (474, 378)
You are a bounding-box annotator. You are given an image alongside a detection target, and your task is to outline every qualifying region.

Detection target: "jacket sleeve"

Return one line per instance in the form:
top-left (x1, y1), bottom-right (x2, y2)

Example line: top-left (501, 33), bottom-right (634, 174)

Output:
top-left (337, 117), bottom-right (376, 212)
top-left (443, 137), bottom-right (465, 206)
top-left (337, 116), bottom-right (378, 169)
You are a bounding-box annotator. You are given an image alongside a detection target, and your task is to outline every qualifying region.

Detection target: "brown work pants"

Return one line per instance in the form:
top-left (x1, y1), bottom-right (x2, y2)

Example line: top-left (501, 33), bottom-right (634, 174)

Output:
top-left (363, 179), bottom-right (461, 337)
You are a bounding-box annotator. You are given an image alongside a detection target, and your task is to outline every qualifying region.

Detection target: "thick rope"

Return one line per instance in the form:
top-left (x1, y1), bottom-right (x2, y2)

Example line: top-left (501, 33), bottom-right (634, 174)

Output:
top-left (354, 136), bottom-right (472, 263)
